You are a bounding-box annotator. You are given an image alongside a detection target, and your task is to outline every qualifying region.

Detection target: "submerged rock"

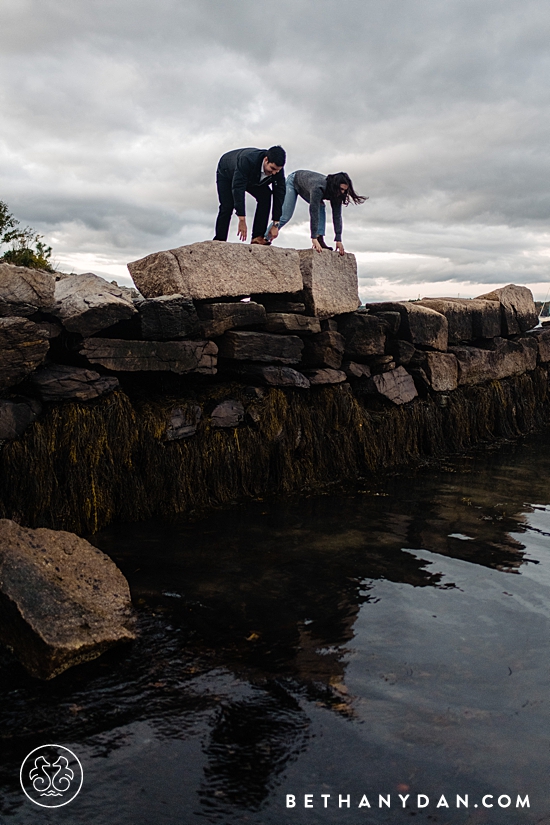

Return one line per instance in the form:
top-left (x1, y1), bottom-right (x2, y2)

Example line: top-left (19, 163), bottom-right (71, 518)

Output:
top-left (0, 519), bottom-right (136, 679)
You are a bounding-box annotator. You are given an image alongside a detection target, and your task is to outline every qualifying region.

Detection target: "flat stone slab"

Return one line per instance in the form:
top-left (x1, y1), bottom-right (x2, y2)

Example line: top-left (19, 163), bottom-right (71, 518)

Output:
top-left (52, 273), bottom-right (137, 336)
top-left (298, 249), bottom-right (359, 317)
top-left (232, 364), bottom-right (310, 388)
top-left (218, 330), bottom-right (303, 364)
top-left (338, 312), bottom-right (386, 359)
top-left (366, 302), bottom-right (448, 351)
top-left (0, 519), bottom-right (136, 679)
top-left (30, 364), bottom-right (120, 401)
top-left (265, 313), bottom-right (321, 335)
top-left (0, 398), bottom-right (41, 440)
top-left (417, 298), bottom-right (501, 343)
top-left (301, 330), bottom-right (345, 369)
top-left (128, 241), bottom-right (302, 300)
top-left (449, 338), bottom-right (538, 385)
top-left (477, 284), bottom-right (538, 335)
top-left (303, 368), bottom-right (347, 385)
top-left (82, 338), bottom-right (218, 374)
top-left (366, 365), bottom-right (418, 405)
top-left (137, 294), bottom-right (200, 339)
top-left (196, 301), bottom-right (266, 337)
top-left (0, 317), bottom-right (49, 390)
top-left (0, 264), bottom-right (56, 317)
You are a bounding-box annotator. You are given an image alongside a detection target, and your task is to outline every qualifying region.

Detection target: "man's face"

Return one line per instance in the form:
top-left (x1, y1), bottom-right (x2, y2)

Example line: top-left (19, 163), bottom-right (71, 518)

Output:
top-left (263, 158), bottom-right (283, 175)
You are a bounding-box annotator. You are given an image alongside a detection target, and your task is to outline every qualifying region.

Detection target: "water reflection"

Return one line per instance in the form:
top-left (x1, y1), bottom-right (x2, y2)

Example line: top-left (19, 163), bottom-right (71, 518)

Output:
top-left (1, 431), bottom-right (550, 823)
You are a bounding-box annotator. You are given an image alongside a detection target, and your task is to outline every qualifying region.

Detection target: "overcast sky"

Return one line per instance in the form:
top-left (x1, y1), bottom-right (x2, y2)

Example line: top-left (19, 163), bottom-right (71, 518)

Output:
top-left (2, 0), bottom-right (550, 301)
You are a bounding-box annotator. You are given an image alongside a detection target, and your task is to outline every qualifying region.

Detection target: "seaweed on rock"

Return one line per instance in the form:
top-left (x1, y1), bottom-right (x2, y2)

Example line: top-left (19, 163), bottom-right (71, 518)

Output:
top-left (0, 368), bottom-right (548, 534)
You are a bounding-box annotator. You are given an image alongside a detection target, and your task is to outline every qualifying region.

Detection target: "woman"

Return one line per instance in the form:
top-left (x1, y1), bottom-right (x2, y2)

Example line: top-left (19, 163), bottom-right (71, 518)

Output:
top-left (264, 171), bottom-right (366, 255)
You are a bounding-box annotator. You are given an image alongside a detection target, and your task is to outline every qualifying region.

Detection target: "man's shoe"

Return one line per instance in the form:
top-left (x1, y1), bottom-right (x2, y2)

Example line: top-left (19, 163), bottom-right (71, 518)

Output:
top-left (251, 236), bottom-right (271, 245)
top-left (317, 235), bottom-right (333, 250)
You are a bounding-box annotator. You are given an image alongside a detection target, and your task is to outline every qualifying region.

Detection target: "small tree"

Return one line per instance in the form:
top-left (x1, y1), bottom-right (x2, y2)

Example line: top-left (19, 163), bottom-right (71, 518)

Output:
top-left (0, 199), bottom-right (54, 271)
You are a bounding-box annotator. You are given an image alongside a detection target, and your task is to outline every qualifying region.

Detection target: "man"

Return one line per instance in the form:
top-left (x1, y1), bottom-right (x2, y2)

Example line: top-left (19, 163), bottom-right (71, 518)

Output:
top-left (213, 146), bottom-right (286, 245)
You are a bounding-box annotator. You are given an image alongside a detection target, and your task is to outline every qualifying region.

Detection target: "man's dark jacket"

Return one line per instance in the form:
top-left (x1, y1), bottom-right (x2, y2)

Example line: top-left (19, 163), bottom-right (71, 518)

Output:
top-left (217, 148), bottom-right (286, 221)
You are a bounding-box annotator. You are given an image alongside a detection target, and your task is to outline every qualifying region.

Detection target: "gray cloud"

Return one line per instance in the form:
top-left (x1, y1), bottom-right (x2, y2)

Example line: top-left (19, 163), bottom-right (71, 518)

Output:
top-left (1, 0), bottom-right (550, 298)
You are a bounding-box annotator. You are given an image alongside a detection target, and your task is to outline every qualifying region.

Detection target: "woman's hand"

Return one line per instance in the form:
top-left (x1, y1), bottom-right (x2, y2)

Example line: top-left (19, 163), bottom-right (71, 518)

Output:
top-left (312, 238), bottom-right (323, 253)
top-left (237, 217), bottom-right (247, 241)
top-left (336, 241), bottom-right (345, 256)
top-left (267, 225), bottom-right (279, 241)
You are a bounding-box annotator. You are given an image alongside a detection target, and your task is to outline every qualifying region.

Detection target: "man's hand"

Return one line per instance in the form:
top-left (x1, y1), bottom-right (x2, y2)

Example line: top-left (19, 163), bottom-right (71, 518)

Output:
top-left (336, 241), bottom-right (345, 256)
top-left (312, 238), bottom-right (323, 253)
top-left (267, 225), bottom-right (279, 241)
top-left (237, 217), bottom-right (247, 241)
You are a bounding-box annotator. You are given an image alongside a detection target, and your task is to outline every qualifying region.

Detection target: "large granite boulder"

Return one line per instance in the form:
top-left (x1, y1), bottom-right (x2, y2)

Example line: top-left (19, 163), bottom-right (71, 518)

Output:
top-left (337, 312), bottom-right (386, 359)
top-left (82, 338), bottom-right (217, 374)
top-left (364, 366), bottom-right (418, 405)
top-left (476, 285), bottom-right (538, 335)
top-left (196, 301), bottom-right (266, 337)
top-left (30, 364), bottom-right (120, 401)
top-left (0, 519), bottom-right (136, 679)
top-left (417, 298), bottom-right (501, 343)
top-left (0, 398), bottom-right (41, 440)
top-left (298, 250), bottom-right (359, 317)
top-left (218, 330), bottom-right (303, 364)
top-left (0, 318), bottom-right (49, 390)
top-left (449, 338), bottom-right (538, 385)
top-left (137, 294), bottom-right (200, 339)
top-left (366, 302), bottom-right (448, 350)
top-left (0, 264), bottom-right (56, 317)
top-left (52, 273), bottom-right (137, 336)
top-left (128, 241), bottom-right (302, 300)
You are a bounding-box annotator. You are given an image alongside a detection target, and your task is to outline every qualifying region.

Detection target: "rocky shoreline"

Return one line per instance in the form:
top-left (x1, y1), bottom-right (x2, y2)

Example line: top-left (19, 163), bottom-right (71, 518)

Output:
top-left (1, 240), bottom-right (550, 678)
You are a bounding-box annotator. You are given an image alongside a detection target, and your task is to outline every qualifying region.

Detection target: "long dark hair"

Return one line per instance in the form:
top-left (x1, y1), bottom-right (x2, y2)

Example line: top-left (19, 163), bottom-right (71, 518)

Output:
top-left (324, 172), bottom-right (367, 205)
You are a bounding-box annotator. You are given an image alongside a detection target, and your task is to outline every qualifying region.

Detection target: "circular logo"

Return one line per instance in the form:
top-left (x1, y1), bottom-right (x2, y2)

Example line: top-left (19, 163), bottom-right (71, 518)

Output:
top-left (20, 744), bottom-right (83, 808)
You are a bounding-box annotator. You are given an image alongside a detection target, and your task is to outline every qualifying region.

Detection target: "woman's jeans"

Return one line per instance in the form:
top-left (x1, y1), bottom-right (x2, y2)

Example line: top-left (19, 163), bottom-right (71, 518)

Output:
top-left (265, 171), bottom-right (326, 239)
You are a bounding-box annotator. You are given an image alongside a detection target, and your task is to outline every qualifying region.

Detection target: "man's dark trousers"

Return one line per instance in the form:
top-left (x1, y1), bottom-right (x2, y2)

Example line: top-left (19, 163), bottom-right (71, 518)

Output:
top-left (214, 172), bottom-right (272, 241)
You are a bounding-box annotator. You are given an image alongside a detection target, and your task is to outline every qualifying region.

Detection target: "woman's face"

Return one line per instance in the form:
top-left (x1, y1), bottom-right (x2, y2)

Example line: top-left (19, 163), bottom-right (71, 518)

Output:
top-left (339, 184), bottom-right (349, 195)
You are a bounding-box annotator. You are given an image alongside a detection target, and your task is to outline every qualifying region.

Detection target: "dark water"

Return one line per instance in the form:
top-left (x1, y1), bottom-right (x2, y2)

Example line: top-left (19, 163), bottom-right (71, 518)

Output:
top-left (2, 433), bottom-right (550, 824)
